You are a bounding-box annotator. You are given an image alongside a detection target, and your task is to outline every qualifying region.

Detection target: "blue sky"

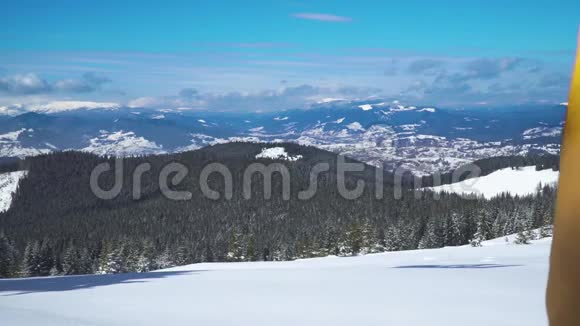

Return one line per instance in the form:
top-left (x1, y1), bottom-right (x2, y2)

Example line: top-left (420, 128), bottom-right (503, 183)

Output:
top-left (0, 0), bottom-right (578, 110)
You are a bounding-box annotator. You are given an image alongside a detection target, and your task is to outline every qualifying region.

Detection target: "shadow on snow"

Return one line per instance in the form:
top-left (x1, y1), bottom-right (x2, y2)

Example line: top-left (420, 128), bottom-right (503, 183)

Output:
top-left (0, 270), bottom-right (198, 296)
top-left (393, 264), bottom-right (522, 269)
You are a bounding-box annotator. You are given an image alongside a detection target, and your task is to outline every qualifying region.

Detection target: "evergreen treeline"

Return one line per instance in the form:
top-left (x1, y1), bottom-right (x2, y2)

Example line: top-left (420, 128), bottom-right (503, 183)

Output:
top-left (0, 143), bottom-right (557, 278)
top-left (0, 157), bottom-right (24, 173)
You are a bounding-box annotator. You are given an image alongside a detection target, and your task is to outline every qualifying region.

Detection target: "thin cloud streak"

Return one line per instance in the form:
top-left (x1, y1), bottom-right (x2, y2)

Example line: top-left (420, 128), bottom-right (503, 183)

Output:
top-left (292, 13), bottom-right (352, 23)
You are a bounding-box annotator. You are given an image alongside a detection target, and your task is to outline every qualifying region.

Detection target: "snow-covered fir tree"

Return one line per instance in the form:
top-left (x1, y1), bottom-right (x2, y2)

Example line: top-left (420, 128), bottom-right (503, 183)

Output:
top-left (0, 234), bottom-right (19, 278)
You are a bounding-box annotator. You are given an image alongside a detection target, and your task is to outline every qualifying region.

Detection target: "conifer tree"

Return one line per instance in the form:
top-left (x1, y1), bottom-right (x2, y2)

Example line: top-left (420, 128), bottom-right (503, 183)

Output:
top-left (384, 226), bottom-right (403, 251)
top-left (539, 224), bottom-right (553, 239)
top-left (245, 236), bottom-right (257, 261)
top-left (137, 240), bottom-right (157, 272)
top-left (0, 234), bottom-right (18, 278)
top-left (444, 214), bottom-right (463, 247)
top-left (79, 248), bottom-right (94, 274)
top-left (22, 241), bottom-right (41, 277)
top-left (514, 230), bottom-right (532, 245)
top-left (227, 231), bottom-right (244, 262)
top-left (98, 240), bottom-right (112, 274)
top-left (344, 223), bottom-right (363, 255)
top-left (62, 245), bottom-right (81, 275)
top-left (121, 241), bottom-right (140, 272)
top-left (104, 245), bottom-right (126, 274)
top-left (37, 240), bottom-right (54, 276)
top-left (155, 247), bottom-right (174, 270)
top-left (172, 246), bottom-right (190, 266)
top-left (470, 221), bottom-right (486, 247)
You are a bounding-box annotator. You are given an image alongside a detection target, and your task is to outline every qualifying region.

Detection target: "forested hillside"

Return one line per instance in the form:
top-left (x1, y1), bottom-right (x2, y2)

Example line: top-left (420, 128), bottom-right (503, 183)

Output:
top-left (0, 143), bottom-right (556, 278)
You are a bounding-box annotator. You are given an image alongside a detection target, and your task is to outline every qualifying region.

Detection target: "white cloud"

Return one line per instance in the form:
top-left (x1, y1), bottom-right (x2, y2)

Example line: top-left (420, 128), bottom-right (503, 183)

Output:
top-left (125, 85), bottom-right (379, 112)
top-left (0, 72), bottom-right (112, 95)
top-left (128, 97), bottom-right (164, 108)
top-left (0, 73), bottom-right (51, 95)
top-left (292, 13), bottom-right (352, 22)
top-left (0, 105), bottom-right (23, 116)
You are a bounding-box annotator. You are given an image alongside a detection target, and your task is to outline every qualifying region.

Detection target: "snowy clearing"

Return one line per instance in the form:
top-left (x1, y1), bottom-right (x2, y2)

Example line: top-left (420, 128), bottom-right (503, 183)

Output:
top-left (0, 129), bottom-right (52, 158)
top-left (522, 127), bottom-right (562, 140)
top-left (317, 97), bottom-right (346, 103)
top-left (346, 121), bottom-right (364, 131)
top-left (255, 147), bottom-right (303, 161)
top-left (0, 171), bottom-right (27, 213)
top-left (418, 107), bottom-right (436, 112)
top-left (427, 166), bottom-right (559, 198)
top-left (358, 104), bottom-right (373, 111)
top-left (0, 235), bottom-right (550, 326)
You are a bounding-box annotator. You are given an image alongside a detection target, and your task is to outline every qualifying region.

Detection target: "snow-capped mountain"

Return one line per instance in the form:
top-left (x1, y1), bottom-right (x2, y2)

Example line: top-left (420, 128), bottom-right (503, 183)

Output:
top-left (28, 101), bottom-right (121, 114)
top-left (0, 99), bottom-right (565, 174)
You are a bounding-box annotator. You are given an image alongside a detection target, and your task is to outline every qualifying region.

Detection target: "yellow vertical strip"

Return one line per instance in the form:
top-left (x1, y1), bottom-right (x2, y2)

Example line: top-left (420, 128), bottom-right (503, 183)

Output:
top-left (547, 29), bottom-right (580, 326)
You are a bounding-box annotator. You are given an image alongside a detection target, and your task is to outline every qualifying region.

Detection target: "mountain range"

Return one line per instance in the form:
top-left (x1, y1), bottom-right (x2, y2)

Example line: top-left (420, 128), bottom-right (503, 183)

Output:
top-left (0, 99), bottom-right (566, 174)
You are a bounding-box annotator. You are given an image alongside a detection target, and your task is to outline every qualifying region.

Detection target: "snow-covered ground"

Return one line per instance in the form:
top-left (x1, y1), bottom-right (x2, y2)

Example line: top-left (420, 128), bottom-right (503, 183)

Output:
top-left (427, 166), bottom-right (559, 198)
top-left (81, 130), bottom-right (166, 157)
top-left (0, 129), bottom-right (52, 158)
top-left (0, 235), bottom-right (551, 326)
top-left (255, 147), bottom-right (303, 161)
top-left (0, 170), bottom-right (27, 213)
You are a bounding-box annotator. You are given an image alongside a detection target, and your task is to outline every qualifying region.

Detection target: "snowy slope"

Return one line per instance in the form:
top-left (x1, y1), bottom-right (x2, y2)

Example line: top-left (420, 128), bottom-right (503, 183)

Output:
top-left (0, 129), bottom-right (52, 158)
top-left (81, 130), bottom-right (166, 157)
top-left (0, 171), bottom-right (27, 213)
top-left (427, 166), bottom-right (559, 198)
top-left (0, 236), bottom-right (551, 326)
